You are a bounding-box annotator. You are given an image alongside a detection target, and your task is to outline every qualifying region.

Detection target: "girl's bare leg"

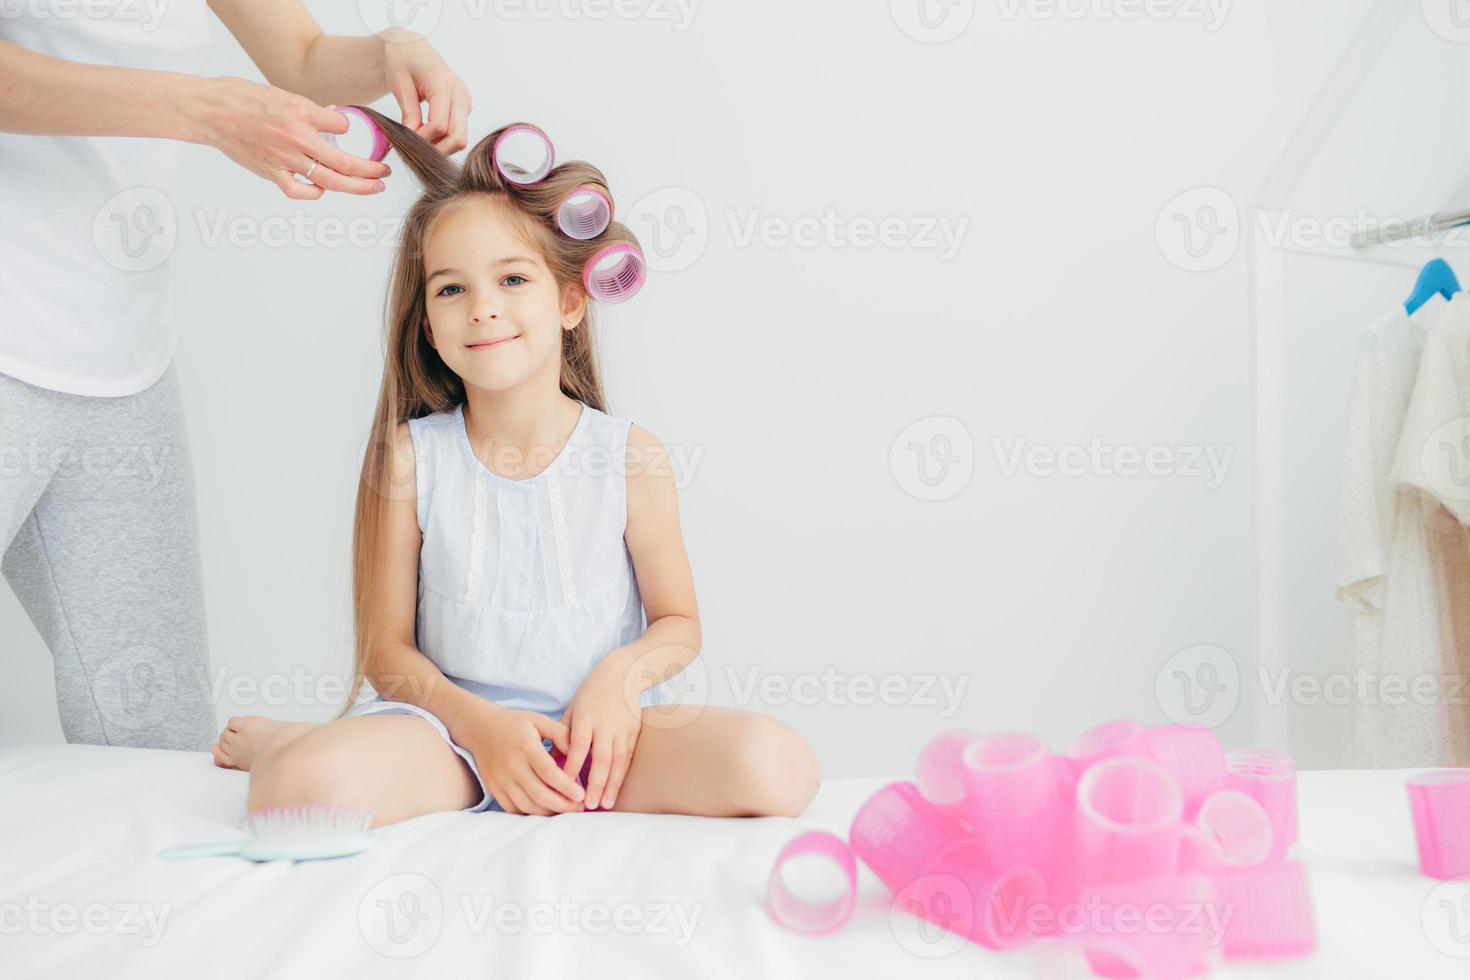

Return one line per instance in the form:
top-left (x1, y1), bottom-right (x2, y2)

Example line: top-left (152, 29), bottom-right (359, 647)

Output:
top-left (607, 706), bottom-right (820, 817)
top-left (214, 713), bottom-right (481, 828)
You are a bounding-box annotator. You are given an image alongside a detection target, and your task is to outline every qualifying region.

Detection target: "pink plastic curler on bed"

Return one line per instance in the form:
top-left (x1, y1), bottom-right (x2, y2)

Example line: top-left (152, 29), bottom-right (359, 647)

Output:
top-left (583, 242), bottom-right (647, 304)
top-left (493, 124), bottom-right (556, 185)
top-left (849, 780), bottom-right (970, 895)
top-left (1037, 873), bottom-right (1221, 980)
top-left (556, 184), bottom-right (614, 240)
top-left (1074, 756), bottom-right (1184, 884)
top-left (962, 731), bottom-right (1063, 869)
top-left (1177, 823), bottom-right (1228, 873)
top-left (1226, 749), bottom-right (1297, 862)
top-left (765, 830), bottom-right (858, 935)
top-left (1406, 769), bottom-right (1470, 879)
top-left (1194, 789), bottom-right (1273, 866)
top-left (916, 729), bottom-right (979, 808)
top-left (1068, 719), bottom-right (1151, 776)
top-left (1144, 723), bottom-right (1227, 818)
top-left (1205, 861), bottom-right (1316, 959)
top-left (908, 838), bottom-right (1047, 951)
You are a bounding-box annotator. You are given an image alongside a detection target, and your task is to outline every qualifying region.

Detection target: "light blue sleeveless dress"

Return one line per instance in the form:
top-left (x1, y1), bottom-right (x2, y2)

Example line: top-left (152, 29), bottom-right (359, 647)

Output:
top-left (346, 398), bottom-right (671, 812)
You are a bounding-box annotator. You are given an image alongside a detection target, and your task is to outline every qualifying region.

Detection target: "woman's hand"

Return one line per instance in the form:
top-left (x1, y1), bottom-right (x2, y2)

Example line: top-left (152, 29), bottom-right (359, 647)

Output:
top-left (562, 660), bottom-right (644, 811)
top-left (379, 28), bottom-right (471, 155)
top-left (461, 704), bottom-right (586, 815)
top-left (188, 76), bottom-right (391, 200)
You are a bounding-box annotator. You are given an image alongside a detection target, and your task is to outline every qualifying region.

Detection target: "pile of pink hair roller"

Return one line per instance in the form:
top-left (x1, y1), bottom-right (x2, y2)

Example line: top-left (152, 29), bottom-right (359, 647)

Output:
top-left (765, 720), bottom-right (1315, 978)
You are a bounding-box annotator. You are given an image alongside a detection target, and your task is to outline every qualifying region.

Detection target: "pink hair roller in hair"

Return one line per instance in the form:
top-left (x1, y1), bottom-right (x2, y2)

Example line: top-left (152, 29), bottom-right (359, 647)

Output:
top-left (1407, 769), bottom-right (1470, 879)
top-left (1075, 756), bottom-right (1183, 883)
top-left (295, 107), bottom-right (391, 183)
top-left (962, 731), bottom-right (1062, 870)
top-left (1226, 749), bottom-right (1297, 862)
top-left (764, 830), bottom-right (857, 935)
top-left (849, 781), bottom-right (969, 895)
top-left (1144, 724), bottom-right (1227, 818)
top-left (557, 184), bottom-right (614, 240)
top-left (1194, 789), bottom-right (1273, 866)
top-left (1206, 861), bottom-right (1316, 959)
top-left (583, 242), bottom-right (647, 304)
top-left (493, 124), bottom-right (556, 185)
top-left (907, 839), bottom-right (1047, 951)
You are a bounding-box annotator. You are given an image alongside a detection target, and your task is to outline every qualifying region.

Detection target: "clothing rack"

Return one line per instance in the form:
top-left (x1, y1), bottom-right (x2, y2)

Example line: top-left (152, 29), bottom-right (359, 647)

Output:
top-left (1351, 207), bottom-right (1470, 248)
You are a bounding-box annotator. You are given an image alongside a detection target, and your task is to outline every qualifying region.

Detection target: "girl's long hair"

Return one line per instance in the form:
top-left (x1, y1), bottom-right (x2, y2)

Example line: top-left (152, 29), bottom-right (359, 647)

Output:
top-left (336, 107), bottom-right (643, 717)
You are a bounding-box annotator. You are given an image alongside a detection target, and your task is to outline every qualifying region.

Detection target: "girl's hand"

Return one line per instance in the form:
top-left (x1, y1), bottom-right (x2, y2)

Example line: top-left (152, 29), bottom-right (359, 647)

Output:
top-left (562, 663), bottom-right (643, 811)
top-left (188, 76), bottom-right (391, 200)
top-left (379, 28), bottom-right (472, 155)
top-left (461, 705), bottom-right (586, 815)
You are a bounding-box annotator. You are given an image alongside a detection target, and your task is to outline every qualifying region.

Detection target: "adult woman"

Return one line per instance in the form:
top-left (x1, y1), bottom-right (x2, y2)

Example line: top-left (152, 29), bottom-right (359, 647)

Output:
top-left (0, 1), bottom-right (470, 750)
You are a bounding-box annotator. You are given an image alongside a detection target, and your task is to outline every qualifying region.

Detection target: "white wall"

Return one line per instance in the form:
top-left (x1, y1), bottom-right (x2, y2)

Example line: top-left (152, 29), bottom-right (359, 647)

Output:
top-left (1, 0), bottom-right (1395, 776)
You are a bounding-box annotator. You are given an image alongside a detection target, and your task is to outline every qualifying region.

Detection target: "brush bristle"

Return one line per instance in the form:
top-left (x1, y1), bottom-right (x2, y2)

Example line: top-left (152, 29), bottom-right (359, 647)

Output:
top-left (243, 803), bottom-right (375, 842)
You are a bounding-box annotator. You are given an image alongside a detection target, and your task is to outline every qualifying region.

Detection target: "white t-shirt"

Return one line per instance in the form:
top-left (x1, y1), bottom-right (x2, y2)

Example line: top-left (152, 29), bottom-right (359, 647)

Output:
top-left (0, 0), bottom-right (211, 397)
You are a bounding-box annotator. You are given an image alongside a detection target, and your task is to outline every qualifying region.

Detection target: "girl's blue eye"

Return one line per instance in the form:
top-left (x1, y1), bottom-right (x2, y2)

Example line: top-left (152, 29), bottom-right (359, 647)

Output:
top-left (503, 274), bottom-right (527, 286)
top-left (436, 284), bottom-right (463, 297)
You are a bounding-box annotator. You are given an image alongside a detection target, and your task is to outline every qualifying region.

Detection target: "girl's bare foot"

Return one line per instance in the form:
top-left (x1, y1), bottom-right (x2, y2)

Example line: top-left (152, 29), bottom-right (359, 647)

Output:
top-left (211, 715), bottom-right (289, 772)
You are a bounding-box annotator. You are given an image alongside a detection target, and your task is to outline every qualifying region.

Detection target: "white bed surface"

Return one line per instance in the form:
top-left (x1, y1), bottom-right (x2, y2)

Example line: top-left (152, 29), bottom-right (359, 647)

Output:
top-left (0, 743), bottom-right (1465, 978)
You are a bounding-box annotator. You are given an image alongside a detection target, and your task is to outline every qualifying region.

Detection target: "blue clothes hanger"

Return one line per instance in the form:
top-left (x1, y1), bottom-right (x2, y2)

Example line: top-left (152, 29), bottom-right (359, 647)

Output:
top-left (1405, 257), bottom-right (1461, 315)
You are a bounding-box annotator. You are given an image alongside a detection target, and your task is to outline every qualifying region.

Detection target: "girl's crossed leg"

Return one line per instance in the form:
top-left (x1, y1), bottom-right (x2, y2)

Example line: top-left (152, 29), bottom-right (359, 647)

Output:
top-left (212, 705), bottom-right (820, 827)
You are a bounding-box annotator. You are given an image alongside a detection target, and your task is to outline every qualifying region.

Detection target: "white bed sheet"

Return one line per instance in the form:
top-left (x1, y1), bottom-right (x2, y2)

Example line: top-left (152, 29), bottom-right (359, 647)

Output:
top-left (0, 743), bottom-right (1465, 978)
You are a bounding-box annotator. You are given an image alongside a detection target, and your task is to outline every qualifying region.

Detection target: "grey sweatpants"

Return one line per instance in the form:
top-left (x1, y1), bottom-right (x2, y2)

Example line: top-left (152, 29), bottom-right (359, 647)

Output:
top-left (0, 364), bottom-right (215, 750)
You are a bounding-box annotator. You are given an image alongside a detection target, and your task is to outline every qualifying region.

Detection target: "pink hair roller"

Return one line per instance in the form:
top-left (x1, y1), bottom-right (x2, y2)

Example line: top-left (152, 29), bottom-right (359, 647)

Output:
top-left (493, 124), bottom-right (556, 185)
top-left (908, 838), bottom-right (1047, 951)
top-left (1206, 861), bottom-right (1316, 959)
top-left (764, 830), bottom-right (857, 935)
top-left (583, 242), bottom-right (647, 304)
top-left (1226, 749), bottom-right (1297, 862)
top-left (1068, 719), bottom-right (1151, 771)
top-left (1144, 724), bottom-right (1227, 818)
top-left (849, 781), bottom-right (969, 895)
top-left (557, 184), bottom-right (614, 240)
top-left (1194, 790), bottom-right (1273, 866)
top-left (916, 729), bottom-right (979, 808)
top-left (1406, 769), bottom-right (1470, 879)
top-left (1038, 873), bottom-right (1221, 980)
top-left (962, 731), bottom-right (1062, 869)
top-left (1075, 756), bottom-right (1183, 883)
top-left (328, 106), bottom-right (390, 163)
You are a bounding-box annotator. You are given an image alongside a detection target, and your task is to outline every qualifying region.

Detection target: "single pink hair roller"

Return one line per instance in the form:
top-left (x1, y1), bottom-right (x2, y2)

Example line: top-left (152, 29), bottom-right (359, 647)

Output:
top-left (1068, 719), bottom-right (1150, 773)
top-left (1194, 789), bottom-right (1273, 866)
top-left (583, 242), bottom-right (647, 304)
top-left (1074, 756), bottom-right (1183, 883)
top-left (1226, 749), bottom-right (1297, 862)
top-left (849, 781), bottom-right (969, 895)
top-left (908, 839), bottom-right (1046, 951)
top-left (557, 184), bottom-right (614, 240)
top-left (764, 830), bottom-right (857, 935)
top-left (1144, 724), bottom-right (1227, 817)
top-left (1206, 861), bottom-right (1316, 960)
top-left (962, 732), bottom-right (1063, 871)
top-left (493, 124), bottom-right (556, 185)
top-left (916, 728), bottom-right (979, 807)
top-left (328, 106), bottom-right (390, 163)
top-left (1407, 769), bottom-right (1470, 879)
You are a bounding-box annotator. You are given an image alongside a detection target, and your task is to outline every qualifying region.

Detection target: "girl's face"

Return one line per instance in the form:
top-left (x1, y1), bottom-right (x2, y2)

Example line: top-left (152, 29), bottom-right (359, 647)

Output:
top-left (421, 196), bottom-right (584, 393)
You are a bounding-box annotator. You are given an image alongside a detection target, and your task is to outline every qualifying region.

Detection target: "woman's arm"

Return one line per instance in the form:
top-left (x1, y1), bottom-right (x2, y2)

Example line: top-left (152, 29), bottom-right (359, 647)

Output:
top-left (208, 0), bottom-right (471, 152)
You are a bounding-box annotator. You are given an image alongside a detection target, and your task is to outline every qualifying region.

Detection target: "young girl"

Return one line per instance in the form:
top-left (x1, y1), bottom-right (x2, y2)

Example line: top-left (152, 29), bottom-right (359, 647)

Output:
top-left (209, 109), bottom-right (820, 824)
